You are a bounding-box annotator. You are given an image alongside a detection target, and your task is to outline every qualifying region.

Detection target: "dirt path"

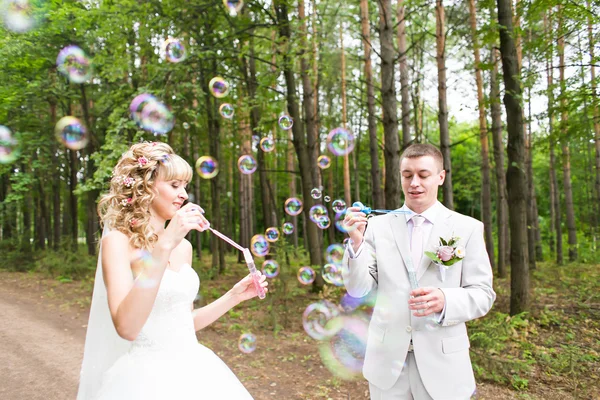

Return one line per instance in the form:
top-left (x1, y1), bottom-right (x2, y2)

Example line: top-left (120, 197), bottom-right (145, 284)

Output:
top-left (0, 277), bottom-right (86, 400)
top-left (0, 271), bottom-right (542, 400)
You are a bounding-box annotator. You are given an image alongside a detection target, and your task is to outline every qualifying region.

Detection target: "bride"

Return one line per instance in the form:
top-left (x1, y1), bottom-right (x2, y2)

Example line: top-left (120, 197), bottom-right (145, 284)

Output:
top-left (77, 142), bottom-right (267, 400)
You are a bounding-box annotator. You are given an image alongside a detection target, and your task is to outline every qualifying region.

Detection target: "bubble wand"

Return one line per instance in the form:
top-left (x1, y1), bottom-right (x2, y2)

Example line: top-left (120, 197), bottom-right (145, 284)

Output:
top-left (207, 227), bottom-right (266, 300)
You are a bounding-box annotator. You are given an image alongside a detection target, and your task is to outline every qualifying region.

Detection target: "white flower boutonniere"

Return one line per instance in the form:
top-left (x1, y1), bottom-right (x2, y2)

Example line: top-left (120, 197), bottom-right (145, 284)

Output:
top-left (424, 235), bottom-right (465, 282)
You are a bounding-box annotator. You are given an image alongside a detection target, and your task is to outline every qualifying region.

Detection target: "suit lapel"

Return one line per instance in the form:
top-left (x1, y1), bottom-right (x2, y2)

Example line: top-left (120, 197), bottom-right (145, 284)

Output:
top-left (389, 214), bottom-right (413, 277)
top-left (417, 206), bottom-right (453, 281)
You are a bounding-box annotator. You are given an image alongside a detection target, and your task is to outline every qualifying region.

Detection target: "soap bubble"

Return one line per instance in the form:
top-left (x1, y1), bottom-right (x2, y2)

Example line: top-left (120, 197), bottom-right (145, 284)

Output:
top-left (332, 199), bottom-right (347, 213)
top-left (238, 333), bottom-right (257, 353)
top-left (262, 260), bottom-right (279, 278)
top-left (323, 264), bottom-right (343, 286)
top-left (317, 155), bottom-right (331, 169)
top-left (335, 209), bottom-right (357, 233)
top-left (302, 300), bottom-right (341, 340)
top-left (140, 100), bottom-right (174, 135)
top-left (130, 94), bottom-right (157, 126)
top-left (324, 196), bottom-right (331, 202)
top-left (219, 103), bottom-right (235, 119)
top-left (297, 266), bottom-right (316, 285)
top-left (0, 126), bottom-right (19, 164)
top-left (55, 116), bottom-right (89, 150)
top-left (250, 234), bottom-right (269, 257)
top-left (327, 127), bottom-right (355, 156)
top-left (326, 244), bottom-right (345, 265)
top-left (316, 216), bottom-right (331, 229)
top-left (318, 314), bottom-right (368, 380)
top-left (284, 197), bottom-right (303, 216)
top-left (209, 76), bottom-right (230, 98)
top-left (195, 156), bottom-right (219, 179)
top-left (265, 227), bottom-right (280, 242)
top-left (237, 154), bottom-right (257, 174)
top-left (282, 222), bottom-right (294, 235)
top-left (278, 114), bottom-right (293, 130)
top-left (56, 45), bottom-right (92, 84)
top-left (1, 0), bottom-right (42, 33)
top-left (183, 122), bottom-right (190, 129)
top-left (309, 204), bottom-right (328, 223)
top-left (310, 188), bottom-right (322, 199)
top-left (260, 137), bottom-right (275, 152)
top-left (161, 38), bottom-right (186, 63)
top-left (223, 0), bottom-right (243, 16)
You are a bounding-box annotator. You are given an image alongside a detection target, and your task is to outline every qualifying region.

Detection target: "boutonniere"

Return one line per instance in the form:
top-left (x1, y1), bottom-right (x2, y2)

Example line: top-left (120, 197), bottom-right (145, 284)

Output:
top-left (424, 235), bottom-right (465, 282)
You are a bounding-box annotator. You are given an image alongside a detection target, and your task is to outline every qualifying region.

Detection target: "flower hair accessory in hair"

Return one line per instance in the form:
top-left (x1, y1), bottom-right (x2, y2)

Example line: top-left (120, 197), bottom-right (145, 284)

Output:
top-left (121, 198), bottom-right (133, 207)
top-left (123, 177), bottom-right (135, 187)
top-left (130, 218), bottom-right (138, 227)
top-left (138, 156), bottom-right (148, 167)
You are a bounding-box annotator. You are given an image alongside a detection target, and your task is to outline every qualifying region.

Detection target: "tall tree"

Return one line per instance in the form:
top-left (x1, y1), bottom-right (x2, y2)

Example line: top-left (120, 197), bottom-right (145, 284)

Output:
top-left (435, 0), bottom-right (453, 209)
top-left (377, 0), bottom-right (401, 210)
top-left (274, 0), bottom-right (324, 271)
top-left (545, 11), bottom-right (563, 265)
top-left (340, 22), bottom-right (352, 207)
top-left (587, 0), bottom-right (600, 225)
top-left (397, 0), bottom-right (411, 147)
top-left (468, 0), bottom-right (494, 268)
top-left (496, 0), bottom-right (529, 314)
top-left (557, 6), bottom-right (578, 262)
top-left (360, 0), bottom-right (384, 209)
top-left (490, 48), bottom-right (508, 278)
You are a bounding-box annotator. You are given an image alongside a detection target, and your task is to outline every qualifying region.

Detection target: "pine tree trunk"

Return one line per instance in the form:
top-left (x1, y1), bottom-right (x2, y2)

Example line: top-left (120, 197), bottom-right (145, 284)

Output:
top-left (377, 0), bottom-right (401, 210)
top-left (587, 0), bottom-right (600, 229)
top-left (299, 0), bottom-right (321, 202)
top-left (397, 0), bottom-right (411, 147)
top-left (275, 0), bottom-right (324, 270)
top-left (68, 148), bottom-right (78, 251)
top-left (287, 130), bottom-right (299, 248)
top-left (80, 85), bottom-right (98, 257)
top-left (490, 48), bottom-right (508, 278)
top-left (21, 163), bottom-right (32, 252)
top-left (436, 0), bottom-right (453, 209)
top-left (468, 0), bottom-right (494, 268)
top-left (360, 0), bottom-right (384, 209)
top-left (50, 102), bottom-right (61, 251)
top-left (340, 23), bottom-right (352, 207)
top-left (192, 136), bottom-right (203, 261)
top-left (557, 8), bottom-right (577, 262)
top-left (496, 0), bottom-right (529, 315)
top-left (545, 11), bottom-right (563, 265)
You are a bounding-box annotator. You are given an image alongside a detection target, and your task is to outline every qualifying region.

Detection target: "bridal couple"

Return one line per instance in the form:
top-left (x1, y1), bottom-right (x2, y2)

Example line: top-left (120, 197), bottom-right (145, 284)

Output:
top-left (77, 142), bottom-right (495, 400)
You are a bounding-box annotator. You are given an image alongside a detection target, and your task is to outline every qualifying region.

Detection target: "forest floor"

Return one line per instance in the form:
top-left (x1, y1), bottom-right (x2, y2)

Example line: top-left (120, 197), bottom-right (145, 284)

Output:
top-left (0, 255), bottom-right (598, 400)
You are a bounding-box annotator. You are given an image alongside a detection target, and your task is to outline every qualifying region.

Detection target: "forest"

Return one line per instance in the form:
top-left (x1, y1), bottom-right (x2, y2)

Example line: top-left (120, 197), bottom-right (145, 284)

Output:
top-left (0, 0), bottom-right (599, 398)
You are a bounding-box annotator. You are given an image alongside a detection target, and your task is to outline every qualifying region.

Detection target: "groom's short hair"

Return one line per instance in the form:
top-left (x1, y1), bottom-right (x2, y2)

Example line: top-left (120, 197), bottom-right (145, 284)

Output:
top-left (400, 144), bottom-right (444, 171)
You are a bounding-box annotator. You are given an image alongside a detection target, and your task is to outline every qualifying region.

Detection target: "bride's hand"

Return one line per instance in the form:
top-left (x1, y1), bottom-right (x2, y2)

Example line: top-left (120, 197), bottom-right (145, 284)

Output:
top-left (230, 273), bottom-right (269, 302)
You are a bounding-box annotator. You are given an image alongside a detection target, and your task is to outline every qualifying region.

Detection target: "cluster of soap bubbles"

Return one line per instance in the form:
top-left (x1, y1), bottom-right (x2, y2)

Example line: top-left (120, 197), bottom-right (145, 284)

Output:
top-left (129, 94), bottom-right (174, 136)
top-left (57, 45), bottom-right (92, 84)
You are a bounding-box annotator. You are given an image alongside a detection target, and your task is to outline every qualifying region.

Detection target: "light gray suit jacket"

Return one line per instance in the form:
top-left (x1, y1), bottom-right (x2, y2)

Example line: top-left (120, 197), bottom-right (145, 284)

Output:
top-left (341, 203), bottom-right (496, 400)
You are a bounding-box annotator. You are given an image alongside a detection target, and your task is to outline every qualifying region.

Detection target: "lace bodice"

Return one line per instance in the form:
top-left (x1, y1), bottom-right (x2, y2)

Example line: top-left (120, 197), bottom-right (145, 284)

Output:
top-left (129, 265), bottom-right (200, 355)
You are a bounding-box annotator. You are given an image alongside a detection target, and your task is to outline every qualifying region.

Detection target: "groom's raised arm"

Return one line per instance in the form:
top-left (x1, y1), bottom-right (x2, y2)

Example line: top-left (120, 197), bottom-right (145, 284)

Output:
top-left (439, 220), bottom-right (496, 326)
top-left (341, 221), bottom-right (378, 298)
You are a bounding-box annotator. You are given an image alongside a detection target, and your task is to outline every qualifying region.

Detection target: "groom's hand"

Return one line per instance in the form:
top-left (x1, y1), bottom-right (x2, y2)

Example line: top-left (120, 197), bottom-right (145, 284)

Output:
top-left (408, 287), bottom-right (445, 317)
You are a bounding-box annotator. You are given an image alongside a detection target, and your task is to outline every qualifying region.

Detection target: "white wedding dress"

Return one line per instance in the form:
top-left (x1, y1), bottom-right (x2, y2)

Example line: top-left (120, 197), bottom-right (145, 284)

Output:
top-left (91, 264), bottom-right (254, 400)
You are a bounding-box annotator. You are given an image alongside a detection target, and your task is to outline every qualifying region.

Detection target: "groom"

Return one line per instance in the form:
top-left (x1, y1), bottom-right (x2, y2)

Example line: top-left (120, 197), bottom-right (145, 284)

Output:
top-left (342, 143), bottom-right (496, 399)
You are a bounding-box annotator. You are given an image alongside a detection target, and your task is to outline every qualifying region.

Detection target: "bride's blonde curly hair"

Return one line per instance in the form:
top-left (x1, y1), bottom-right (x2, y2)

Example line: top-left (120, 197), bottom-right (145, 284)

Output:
top-left (98, 142), bottom-right (193, 250)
